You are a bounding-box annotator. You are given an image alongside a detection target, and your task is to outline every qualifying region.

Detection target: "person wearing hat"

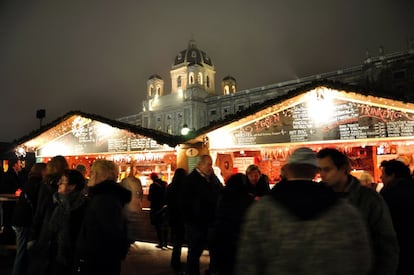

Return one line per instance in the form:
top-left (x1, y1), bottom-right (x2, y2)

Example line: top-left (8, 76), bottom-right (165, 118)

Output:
top-left (317, 148), bottom-right (398, 275)
top-left (236, 147), bottom-right (372, 275)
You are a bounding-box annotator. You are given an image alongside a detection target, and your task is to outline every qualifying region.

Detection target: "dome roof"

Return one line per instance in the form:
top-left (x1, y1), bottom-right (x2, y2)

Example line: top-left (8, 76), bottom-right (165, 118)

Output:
top-left (173, 40), bottom-right (213, 67)
top-left (223, 75), bottom-right (236, 81)
top-left (148, 74), bottom-right (162, 80)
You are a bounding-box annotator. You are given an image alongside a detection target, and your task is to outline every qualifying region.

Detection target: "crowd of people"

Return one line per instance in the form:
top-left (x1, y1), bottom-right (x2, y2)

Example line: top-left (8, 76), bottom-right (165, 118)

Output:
top-left (0, 146), bottom-right (413, 275)
top-left (1, 156), bottom-right (132, 275)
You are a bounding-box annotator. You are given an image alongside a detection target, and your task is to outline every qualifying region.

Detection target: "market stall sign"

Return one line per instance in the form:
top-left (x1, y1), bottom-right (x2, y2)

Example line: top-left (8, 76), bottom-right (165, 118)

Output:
top-left (36, 119), bottom-right (166, 156)
top-left (229, 93), bottom-right (414, 146)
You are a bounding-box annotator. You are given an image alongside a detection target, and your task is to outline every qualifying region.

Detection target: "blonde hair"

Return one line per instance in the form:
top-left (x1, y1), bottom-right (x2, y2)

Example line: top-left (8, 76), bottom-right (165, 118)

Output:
top-left (359, 172), bottom-right (374, 187)
top-left (91, 160), bottom-right (119, 182)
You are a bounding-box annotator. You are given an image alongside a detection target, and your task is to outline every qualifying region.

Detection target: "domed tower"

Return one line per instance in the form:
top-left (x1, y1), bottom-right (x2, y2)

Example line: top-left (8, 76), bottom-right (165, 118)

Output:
top-left (146, 74), bottom-right (164, 99)
top-left (170, 40), bottom-right (216, 95)
top-left (222, 75), bottom-right (237, 95)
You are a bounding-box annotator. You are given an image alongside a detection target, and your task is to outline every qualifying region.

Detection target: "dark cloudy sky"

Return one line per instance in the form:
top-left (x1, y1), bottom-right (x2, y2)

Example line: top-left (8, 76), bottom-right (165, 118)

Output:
top-left (1, 0), bottom-right (413, 142)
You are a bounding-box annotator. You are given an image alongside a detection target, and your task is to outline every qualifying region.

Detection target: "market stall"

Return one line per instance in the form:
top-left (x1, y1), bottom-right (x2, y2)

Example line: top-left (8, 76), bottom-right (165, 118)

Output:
top-left (202, 84), bottom-right (414, 183)
top-left (11, 111), bottom-right (181, 194)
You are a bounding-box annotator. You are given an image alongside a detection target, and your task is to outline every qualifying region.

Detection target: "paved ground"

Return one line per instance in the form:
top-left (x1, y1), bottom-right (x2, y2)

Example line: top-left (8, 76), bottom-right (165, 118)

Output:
top-left (0, 241), bottom-right (210, 275)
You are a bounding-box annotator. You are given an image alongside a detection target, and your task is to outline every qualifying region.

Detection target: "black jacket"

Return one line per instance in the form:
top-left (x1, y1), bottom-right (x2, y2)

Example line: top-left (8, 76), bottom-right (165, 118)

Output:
top-left (74, 180), bottom-right (131, 275)
top-left (11, 175), bottom-right (42, 226)
top-left (0, 168), bottom-right (20, 193)
top-left (246, 174), bottom-right (270, 198)
top-left (182, 169), bottom-right (222, 227)
top-left (381, 178), bottom-right (414, 275)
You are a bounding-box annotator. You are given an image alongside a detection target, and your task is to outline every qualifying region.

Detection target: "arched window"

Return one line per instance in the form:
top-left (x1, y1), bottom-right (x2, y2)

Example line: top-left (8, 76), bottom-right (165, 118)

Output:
top-left (177, 76), bottom-right (182, 88)
top-left (197, 72), bottom-right (203, 84)
top-left (150, 85), bottom-right (154, 96)
top-left (206, 76), bottom-right (210, 88)
top-left (189, 72), bottom-right (194, 84)
top-left (224, 85), bottom-right (230, 94)
top-left (232, 85), bottom-right (236, 93)
top-left (157, 87), bottom-right (161, 96)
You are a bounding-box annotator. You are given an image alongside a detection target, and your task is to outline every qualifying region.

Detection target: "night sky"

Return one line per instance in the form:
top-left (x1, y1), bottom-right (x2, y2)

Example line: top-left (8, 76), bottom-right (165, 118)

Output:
top-left (1, 0), bottom-right (413, 142)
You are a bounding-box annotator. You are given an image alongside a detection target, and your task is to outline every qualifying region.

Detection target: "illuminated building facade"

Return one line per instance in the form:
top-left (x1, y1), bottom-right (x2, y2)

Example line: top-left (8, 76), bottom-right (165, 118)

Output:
top-left (119, 41), bottom-right (414, 136)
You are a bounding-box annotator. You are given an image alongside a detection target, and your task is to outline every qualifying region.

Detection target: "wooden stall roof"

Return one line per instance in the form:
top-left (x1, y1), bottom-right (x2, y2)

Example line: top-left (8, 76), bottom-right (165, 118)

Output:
top-left (8, 110), bottom-right (183, 152)
top-left (191, 80), bottom-right (414, 139)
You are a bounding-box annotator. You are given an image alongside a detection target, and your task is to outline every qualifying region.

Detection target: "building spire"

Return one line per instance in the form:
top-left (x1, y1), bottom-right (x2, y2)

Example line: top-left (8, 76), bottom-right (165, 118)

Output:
top-left (189, 34), bottom-right (196, 48)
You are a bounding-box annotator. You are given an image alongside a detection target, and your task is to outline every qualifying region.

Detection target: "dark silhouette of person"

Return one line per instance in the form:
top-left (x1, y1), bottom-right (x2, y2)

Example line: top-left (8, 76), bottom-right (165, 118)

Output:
top-left (236, 147), bottom-right (372, 275)
top-left (380, 159), bottom-right (414, 275)
top-left (29, 156), bottom-right (68, 246)
top-left (148, 172), bottom-right (168, 249)
top-left (11, 162), bottom-right (46, 275)
top-left (74, 160), bottom-right (131, 275)
top-left (166, 168), bottom-right (187, 271)
top-left (27, 156), bottom-right (69, 275)
top-left (182, 155), bottom-right (223, 275)
top-left (211, 173), bottom-right (254, 275)
top-left (28, 169), bottom-right (87, 275)
top-left (0, 158), bottom-right (23, 193)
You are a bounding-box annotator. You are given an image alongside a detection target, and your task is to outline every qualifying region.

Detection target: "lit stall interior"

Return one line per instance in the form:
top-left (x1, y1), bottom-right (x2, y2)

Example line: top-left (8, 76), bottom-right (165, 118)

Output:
top-left (206, 86), bottom-right (414, 187)
top-left (15, 112), bottom-right (179, 198)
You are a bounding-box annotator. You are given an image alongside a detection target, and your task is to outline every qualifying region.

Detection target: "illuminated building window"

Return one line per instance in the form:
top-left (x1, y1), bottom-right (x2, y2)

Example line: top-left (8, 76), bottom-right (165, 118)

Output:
top-left (197, 72), bottom-right (203, 84)
top-left (232, 85), bottom-right (236, 93)
top-left (224, 85), bottom-right (230, 94)
top-left (177, 76), bottom-right (182, 88)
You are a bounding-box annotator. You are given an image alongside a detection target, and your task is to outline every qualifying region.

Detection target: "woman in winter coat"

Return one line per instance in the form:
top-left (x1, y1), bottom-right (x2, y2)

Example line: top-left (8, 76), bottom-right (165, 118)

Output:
top-left (27, 169), bottom-right (86, 275)
top-left (11, 162), bottom-right (46, 275)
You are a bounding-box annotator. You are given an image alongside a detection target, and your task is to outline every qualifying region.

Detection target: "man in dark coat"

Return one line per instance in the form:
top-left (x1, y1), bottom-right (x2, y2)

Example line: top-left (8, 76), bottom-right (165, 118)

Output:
top-left (148, 172), bottom-right (168, 249)
top-left (212, 173), bottom-right (254, 275)
top-left (12, 162), bottom-right (46, 275)
top-left (0, 158), bottom-right (22, 193)
top-left (317, 148), bottom-right (398, 275)
top-left (182, 155), bottom-right (223, 275)
top-left (380, 159), bottom-right (414, 275)
top-left (74, 160), bottom-right (131, 275)
top-left (166, 168), bottom-right (187, 271)
top-left (0, 158), bottom-right (23, 247)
